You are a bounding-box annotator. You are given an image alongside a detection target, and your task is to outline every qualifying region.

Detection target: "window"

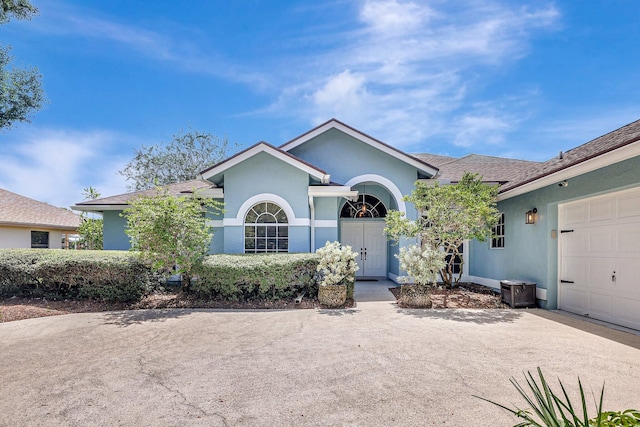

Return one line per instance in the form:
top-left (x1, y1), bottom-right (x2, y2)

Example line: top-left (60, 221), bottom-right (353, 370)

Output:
top-left (491, 213), bottom-right (505, 249)
top-left (31, 231), bottom-right (50, 249)
top-left (340, 194), bottom-right (387, 218)
top-left (244, 202), bottom-right (288, 253)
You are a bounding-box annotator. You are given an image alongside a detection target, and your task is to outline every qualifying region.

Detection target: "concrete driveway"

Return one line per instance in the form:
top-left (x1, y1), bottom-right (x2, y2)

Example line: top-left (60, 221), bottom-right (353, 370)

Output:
top-left (1, 302), bottom-right (639, 426)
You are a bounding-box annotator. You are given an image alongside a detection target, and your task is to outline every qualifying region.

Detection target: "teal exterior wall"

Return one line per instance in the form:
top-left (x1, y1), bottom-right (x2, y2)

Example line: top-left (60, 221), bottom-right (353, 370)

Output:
top-left (287, 128), bottom-right (423, 219)
top-left (470, 155), bottom-right (640, 309)
top-left (220, 151), bottom-right (313, 253)
top-left (103, 210), bottom-right (129, 250)
top-left (314, 197), bottom-right (338, 251)
top-left (222, 152), bottom-right (311, 220)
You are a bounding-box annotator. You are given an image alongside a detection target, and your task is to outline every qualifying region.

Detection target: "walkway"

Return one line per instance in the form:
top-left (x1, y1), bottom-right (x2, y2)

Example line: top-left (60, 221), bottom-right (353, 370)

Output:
top-left (354, 279), bottom-right (397, 302)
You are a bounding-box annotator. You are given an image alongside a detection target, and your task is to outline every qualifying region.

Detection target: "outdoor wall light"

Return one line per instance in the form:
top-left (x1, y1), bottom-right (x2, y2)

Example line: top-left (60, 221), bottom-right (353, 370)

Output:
top-left (525, 208), bottom-right (538, 225)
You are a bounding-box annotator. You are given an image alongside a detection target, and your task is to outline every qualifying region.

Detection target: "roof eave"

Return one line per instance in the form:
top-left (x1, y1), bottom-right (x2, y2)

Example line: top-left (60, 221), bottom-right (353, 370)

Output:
top-left (498, 140), bottom-right (640, 201)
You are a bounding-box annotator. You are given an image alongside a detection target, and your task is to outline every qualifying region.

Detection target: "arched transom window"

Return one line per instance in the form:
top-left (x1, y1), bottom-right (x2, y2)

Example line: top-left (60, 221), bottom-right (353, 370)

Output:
top-left (244, 202), bottom-right (289, 253)
top-left (340, 194), bottom-right (387, 218)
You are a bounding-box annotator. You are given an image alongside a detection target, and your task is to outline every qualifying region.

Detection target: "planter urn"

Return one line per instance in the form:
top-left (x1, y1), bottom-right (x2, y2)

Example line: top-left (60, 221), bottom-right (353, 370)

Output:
top-left (318, 284), bottom-right (347, 307)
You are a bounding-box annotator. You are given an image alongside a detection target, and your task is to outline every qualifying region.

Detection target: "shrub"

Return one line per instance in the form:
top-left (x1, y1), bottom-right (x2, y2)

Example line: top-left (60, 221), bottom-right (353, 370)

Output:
top-left (0, 249), bottom-right (157, 302)
top-left (190, 253), bottom-right (319, 301)
top-left (396, 243), bottom-right (445, 286)
top-left (476, 367), bottom-right (640, 427)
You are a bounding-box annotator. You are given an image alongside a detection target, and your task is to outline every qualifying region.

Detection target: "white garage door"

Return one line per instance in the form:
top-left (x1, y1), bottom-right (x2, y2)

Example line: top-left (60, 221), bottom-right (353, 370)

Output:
top-left (559, 186), bottom-right (640, 330)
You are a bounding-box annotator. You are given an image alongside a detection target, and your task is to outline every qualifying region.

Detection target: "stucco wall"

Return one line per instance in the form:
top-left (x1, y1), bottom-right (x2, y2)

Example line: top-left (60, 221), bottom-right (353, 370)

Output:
top-left (221, 151), bottom-right (312, 253)
top-left (0, 226), bottom-right (65, 249)
top-left (287, 128), bottom-right (422, 217)
top-left (103, 210), bottom-right (130, 250)
top-left (470, 155), bottom-right (640, 309)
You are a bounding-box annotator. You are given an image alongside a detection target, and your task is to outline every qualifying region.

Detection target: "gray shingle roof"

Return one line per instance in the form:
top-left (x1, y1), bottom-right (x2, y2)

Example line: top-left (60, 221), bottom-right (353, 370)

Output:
top-left (426, 154), bottom-right (540, 183)
top-left (501, 119), bottom-right (640, 192)
top-left (0, 188), bottom-right (80, 230)
top-left (74, 180), bottom-right (214, 206)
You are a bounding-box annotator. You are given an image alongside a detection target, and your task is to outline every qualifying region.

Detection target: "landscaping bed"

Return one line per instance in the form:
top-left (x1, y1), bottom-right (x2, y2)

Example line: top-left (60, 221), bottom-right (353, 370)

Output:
top-left (0, 291), bottom-right (322, 323)
top-left (390, 282), bottom-right (509, 309)
top-left (1, 282), bottom-right (509, 323)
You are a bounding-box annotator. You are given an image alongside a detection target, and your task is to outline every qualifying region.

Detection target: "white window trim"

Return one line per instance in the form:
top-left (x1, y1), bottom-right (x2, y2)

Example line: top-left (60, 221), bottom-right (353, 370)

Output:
top-left (490, 212), bottom-right (505, 249)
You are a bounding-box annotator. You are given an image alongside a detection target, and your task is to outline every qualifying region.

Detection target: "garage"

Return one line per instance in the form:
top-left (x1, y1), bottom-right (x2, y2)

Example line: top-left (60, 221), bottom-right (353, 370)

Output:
top-left (559, 186), bottom-right (640, 330)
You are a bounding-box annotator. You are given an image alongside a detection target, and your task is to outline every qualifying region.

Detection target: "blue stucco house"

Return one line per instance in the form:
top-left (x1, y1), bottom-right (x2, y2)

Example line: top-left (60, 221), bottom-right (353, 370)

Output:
top-left (74, 118), bottom-right (640, 330)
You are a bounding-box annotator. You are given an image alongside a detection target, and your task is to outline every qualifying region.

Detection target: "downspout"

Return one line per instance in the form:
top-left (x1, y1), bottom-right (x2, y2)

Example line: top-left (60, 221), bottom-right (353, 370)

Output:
top-left (309, 195), bottom-right (315, 252)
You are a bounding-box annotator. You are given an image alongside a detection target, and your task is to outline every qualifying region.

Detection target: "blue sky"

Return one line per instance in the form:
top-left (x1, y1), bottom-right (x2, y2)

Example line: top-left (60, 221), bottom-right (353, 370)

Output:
top-left (1, 0), bottom-right (639, 209)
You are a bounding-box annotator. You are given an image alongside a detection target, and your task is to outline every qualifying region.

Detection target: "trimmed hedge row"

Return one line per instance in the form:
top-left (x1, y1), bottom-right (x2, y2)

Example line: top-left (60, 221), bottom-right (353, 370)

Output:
top-left (0, 250), bottom-right (320, 304)
top-left (191, 253), bottom-right (319, 301)
top-left (0, 249), bottom-right (157, 302)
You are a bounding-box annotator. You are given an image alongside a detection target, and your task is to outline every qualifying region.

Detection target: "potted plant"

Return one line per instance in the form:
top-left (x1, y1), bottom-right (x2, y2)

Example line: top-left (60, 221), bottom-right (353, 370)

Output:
top-left (316, 241), bottom-right (359, 307)
top-left (396, 243), bottom-right (445, 308)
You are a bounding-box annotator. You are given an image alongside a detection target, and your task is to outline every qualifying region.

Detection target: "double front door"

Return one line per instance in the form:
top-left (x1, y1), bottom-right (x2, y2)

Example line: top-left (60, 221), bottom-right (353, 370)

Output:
top-left (340, 220), bottom-right (387, 277)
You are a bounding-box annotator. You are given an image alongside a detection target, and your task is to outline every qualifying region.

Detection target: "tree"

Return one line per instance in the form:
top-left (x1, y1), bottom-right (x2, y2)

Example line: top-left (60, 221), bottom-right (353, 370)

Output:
top-left (122, 187), bottom-right (223, 290)
top-left (119, 128), bottom-right (237, 191)
top-left (0, 0), bottom-right (45, 130)
top-left (77, 187), bottom-right (103, 250)
top-left (385, 172), bottom-right (500, 288)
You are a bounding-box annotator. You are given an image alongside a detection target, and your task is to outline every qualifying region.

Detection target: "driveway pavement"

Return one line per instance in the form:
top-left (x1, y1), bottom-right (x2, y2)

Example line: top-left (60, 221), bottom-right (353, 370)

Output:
top-left (1, 298), bottom-right (639, 426)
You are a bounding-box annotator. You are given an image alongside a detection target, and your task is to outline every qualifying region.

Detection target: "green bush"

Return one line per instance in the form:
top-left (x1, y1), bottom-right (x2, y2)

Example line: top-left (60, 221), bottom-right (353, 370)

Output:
top-left (0, 249), bottom-right (158, 303)
top-left (476, 367), bottom-right (640, 427)
top-left (191, 253), bottom-right (319, 301)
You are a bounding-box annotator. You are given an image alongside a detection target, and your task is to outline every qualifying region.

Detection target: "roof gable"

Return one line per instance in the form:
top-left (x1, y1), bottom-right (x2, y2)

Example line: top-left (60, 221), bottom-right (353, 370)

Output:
top-left (200, 141), bottom-right (330, 184)
top-left (0, 188), bottom-right (80, 230)
top-left (280, 119), bottom-right (439, 177)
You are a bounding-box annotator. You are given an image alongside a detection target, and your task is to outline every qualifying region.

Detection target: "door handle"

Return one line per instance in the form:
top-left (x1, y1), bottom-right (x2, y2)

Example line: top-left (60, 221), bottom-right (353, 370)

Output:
top-left (612, 271), bottom-right (616, 282)
top-left (364, 248), bottom-right (367, 261)
top-left (360, 248), bottom-right (363, 261)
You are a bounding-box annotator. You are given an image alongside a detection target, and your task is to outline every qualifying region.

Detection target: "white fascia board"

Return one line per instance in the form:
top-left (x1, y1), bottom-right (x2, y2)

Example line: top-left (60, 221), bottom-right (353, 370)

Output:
top-left (498, 141), bottom-right (640, 201)
top-left (201, 142), bottom-right (330, 183)
top-left (308, 186), bottom-right (358, 198)
top-left (281, 120), bottom-right (439, 177)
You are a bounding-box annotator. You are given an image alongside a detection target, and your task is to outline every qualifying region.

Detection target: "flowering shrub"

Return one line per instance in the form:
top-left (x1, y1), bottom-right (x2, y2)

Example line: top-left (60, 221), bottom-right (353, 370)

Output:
top-left (396, 243), bottom-right (445, 285)
top-left (316, 241), bottom-right (359, 286)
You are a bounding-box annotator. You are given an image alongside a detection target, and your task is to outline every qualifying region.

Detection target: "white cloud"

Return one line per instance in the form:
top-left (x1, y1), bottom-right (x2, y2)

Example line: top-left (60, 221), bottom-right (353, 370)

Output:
top-left (0, 128), bottom-right (129, 210)
top-left (264, 0), bottom-right (560, 150)
top-left (359, 0), bottom-right (432, 35)
top-left (452, 114), bottom-right (512, 148)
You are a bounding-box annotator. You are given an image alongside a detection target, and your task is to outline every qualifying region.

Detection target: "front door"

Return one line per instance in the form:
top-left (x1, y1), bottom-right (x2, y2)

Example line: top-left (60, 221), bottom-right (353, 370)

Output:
top-left (341, 220), bottom-right (387, 277)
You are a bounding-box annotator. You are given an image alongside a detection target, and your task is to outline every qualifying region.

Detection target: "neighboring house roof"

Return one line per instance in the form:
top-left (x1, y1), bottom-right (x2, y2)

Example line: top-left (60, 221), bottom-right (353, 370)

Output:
top-left (72, 179), bottom-right (217, 211)
top-left (499, 119), bottom-right (640, 198)
top-left (0, 188), bottom-right (80, 231)
top-left (199, 141), bottom-right (331, 184)
top-left (280, 118), bottom-right (439, 178)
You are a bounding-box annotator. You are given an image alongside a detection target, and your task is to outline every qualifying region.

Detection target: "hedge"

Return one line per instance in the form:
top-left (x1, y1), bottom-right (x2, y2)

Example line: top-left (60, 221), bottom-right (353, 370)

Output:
top-left (0, 249), bottom-right (157, 303)
top-left (191, 253), bottom-right (319, 301)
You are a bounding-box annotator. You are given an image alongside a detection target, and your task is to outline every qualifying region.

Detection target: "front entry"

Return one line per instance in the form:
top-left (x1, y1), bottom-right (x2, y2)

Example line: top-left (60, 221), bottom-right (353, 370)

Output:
top-left (339, 192), bottom-right (389, 277)
top-left (341, 221), bottom-right (387, 277)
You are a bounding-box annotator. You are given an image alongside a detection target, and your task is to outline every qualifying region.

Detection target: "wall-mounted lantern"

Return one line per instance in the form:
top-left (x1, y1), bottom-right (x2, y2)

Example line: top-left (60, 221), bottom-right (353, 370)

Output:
top-left (525, 208), bottom-right (538, 224)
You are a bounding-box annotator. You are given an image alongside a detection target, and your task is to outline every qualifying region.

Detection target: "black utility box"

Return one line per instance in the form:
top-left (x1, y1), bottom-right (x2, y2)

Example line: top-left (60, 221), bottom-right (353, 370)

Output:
top-left (500, 280), bottom-right (536, 308)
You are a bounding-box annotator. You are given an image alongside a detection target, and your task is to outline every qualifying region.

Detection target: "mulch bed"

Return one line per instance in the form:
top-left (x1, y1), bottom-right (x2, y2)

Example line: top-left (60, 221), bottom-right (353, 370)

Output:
top-left (1, 282), bottom-right (506, 323)
top-left (389, 282), bottom-right (509, 309)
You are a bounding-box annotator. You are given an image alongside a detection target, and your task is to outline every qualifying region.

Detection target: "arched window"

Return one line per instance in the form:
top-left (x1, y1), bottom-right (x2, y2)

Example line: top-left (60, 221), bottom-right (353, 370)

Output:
top-left (340, 194), bottom-right (387, 218)
top-left (244, 202), bottom-right (288, 253)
